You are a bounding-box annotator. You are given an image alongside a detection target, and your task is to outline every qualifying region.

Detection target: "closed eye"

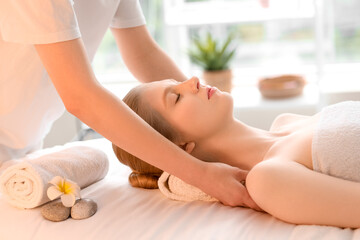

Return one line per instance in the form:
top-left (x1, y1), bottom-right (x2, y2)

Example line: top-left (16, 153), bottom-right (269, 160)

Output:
top-left (175, 93), bottom-right (181, 103)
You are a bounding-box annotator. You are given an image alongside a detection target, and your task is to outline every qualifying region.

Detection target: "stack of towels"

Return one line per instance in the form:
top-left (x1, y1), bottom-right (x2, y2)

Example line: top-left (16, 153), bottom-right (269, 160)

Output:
top-left (0, 145), bottom-right (109, 209)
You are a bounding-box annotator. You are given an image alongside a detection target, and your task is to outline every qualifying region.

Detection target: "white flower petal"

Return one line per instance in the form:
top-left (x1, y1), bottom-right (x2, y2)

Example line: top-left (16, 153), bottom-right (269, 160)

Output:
top-left (49, 176), bottom-right (64, 187)
top-left (64, 179), bottom-right (81, 195)
top-left (65, 178), bottom-right (77, 185)
top-left (72, 186), bottom-right (81, 198)
top-left (47, 186), bottom-right (63, 200)
top-left (66, 180), bottom-right (78, 189)
top-left (61, 193), bottom-right (76, 207)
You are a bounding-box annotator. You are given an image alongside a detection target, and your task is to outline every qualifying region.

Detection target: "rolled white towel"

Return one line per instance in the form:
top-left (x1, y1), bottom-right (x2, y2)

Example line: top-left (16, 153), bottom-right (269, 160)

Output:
top-left (0, 145), bottom-right (108, 209)
top-left (158, 172), bottom-right (217, 202)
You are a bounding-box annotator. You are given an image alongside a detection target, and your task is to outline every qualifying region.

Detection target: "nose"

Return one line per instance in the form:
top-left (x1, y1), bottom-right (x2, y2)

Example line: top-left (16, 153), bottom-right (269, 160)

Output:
top-left (178, 76), bottom-right (200, 93)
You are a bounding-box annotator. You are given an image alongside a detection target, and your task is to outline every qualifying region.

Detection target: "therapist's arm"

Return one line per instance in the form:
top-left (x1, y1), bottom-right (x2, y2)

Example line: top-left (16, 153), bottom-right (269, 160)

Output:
top-left (34, 38), bottom-right (259, 209)
top-left (111, 25), bottom-right (187, 83)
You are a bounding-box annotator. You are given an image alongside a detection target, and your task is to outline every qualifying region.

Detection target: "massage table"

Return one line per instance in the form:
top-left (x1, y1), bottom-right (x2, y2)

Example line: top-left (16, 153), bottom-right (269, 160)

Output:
top-left (0, 138), bottom-right (359, 240)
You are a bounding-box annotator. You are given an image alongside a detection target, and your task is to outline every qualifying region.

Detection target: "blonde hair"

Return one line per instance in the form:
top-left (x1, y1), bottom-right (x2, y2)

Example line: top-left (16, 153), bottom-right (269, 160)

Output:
top-left (112, 85), bottom-right (180, 189)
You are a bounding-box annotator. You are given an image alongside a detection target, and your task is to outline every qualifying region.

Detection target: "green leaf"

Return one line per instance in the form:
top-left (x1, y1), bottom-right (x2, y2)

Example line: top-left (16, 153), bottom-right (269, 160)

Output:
top-left (220, 34), bottom-right (234, 56)
top-left (188, 31), bottom-right (238, 71)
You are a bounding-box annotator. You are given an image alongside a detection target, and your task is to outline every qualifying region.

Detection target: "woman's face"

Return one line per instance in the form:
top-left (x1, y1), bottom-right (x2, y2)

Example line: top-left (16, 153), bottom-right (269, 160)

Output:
top-left (141, 77), bottom-right (234, 141)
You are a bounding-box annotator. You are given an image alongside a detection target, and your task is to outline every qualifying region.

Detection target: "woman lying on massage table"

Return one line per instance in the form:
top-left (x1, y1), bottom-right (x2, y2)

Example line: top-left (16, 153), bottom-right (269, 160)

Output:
top-left (112, 76), bottom-right (360, 229)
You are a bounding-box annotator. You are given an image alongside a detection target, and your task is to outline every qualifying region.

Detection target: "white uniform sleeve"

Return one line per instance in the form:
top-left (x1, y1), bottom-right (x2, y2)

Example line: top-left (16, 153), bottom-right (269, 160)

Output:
top-left (0, 0), bottom-right (81, 44)
top-left (110, 0), bottom-right (146, 29)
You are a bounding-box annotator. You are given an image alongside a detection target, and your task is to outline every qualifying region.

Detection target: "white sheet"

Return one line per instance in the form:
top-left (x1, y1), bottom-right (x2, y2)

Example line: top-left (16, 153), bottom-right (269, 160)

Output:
top-left (0, 138), bottom-right (359, 240)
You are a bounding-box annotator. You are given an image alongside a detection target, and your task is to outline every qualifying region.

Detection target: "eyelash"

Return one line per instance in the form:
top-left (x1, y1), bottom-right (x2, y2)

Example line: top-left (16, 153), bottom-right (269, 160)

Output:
top-left (175, 93), bottom-right (181, 103)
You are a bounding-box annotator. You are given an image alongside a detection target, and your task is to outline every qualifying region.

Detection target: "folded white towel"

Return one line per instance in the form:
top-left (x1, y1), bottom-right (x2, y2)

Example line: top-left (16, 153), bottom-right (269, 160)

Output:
top-left (0, 145), bottom-right (109, 209)
top-left (158, 172), bottom-right (217, 202)
top-left (312, 101), bottom-right (360, 182)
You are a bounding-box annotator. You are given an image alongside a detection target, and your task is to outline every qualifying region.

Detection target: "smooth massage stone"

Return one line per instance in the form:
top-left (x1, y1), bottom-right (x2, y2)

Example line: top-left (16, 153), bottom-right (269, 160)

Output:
top-left (70, 198), bottom-right (97, 220)
top-left (41, 201), bottom-right (71, 222)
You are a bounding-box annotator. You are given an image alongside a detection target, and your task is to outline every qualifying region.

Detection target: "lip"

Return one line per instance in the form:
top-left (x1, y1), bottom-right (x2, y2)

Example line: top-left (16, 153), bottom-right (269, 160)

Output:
top-left (207, 87), bottom-right (216, 99)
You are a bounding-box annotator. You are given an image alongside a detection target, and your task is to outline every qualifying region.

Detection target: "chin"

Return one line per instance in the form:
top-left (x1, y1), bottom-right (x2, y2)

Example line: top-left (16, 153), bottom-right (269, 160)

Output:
top-left (223, 92), bottom-right (234, 109)
top-left (217, 93), bottom-right (234, 120)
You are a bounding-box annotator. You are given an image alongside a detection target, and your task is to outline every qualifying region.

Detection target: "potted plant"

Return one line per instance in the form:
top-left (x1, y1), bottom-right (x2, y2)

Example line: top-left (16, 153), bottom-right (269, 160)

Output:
top-left (188, 32), bottom-right (237, 93)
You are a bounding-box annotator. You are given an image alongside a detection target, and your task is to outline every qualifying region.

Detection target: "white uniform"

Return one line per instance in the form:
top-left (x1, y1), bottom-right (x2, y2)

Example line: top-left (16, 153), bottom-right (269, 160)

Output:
top-left (0, 0), bottom-right (146, 162)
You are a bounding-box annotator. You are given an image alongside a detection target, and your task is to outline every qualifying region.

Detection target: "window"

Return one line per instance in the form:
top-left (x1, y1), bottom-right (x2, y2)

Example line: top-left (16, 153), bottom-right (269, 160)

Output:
top-left (164, 0), bottom-right (317, 84)
top-left (329, 0), bottom-right (360, 63)
top-left (92, 0), bottom-right (165, 84)
top-left (92, 0), bottom-right (360, 88)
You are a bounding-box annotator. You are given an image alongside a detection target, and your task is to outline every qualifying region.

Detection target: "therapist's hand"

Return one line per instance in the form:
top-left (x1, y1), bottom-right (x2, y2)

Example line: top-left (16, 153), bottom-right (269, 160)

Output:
top-left (201, 162), bottom-right (262, 210)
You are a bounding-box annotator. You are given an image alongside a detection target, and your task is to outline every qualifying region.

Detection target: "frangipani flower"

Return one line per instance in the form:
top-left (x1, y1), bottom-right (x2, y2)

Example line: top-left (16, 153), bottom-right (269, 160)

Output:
top-left (47, 176), bottom-right (81, 207)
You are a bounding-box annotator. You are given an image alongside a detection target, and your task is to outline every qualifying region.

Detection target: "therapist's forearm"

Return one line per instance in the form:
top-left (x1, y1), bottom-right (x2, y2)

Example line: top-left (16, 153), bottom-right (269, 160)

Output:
top-left (111, 26), bottom-right (187, 83)
top-left (129, 45), bottom-right (187, 83)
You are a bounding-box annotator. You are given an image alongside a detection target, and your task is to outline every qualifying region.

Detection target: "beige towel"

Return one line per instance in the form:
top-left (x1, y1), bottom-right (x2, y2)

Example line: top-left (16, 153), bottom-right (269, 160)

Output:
top-left (0, 145), bottom-right (109, 209)
top-left (158, 172), bottom-right (217, 202)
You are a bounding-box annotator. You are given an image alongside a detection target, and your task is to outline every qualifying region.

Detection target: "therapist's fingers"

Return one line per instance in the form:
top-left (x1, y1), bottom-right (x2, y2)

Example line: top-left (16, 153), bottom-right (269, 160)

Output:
top-left (241, 186), bottom-right (263, 211)
top-left (235, 169), bottom-right (263, 211)
top-left (235, 168), bottom-right (248, 183)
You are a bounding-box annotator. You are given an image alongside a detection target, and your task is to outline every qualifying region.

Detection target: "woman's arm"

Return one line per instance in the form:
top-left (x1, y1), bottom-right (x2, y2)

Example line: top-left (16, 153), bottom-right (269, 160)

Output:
top-left (34, 38), bottom-right (258, 208)
top-left (246, 160), bottom-right (360, 228)
top-left (111, 25), bottom-right (187, 83)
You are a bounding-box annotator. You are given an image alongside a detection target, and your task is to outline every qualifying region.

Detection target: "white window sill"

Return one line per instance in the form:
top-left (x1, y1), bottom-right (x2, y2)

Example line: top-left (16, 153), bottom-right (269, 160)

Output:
top-left (101, 76), bottom-right (360, 111)
top-left (102, 80), bottom-right (320, 128)
top-left (102, 78), bottom-right (360, 130)
top-left (231, 83), bottom-right (320, 129)
top-left (231, 83), bottom-right (319, 109)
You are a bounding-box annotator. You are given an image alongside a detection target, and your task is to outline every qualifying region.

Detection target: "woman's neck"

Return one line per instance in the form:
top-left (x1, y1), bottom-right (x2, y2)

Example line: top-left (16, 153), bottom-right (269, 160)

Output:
top-left (192, 119), bottom-right (285, 170)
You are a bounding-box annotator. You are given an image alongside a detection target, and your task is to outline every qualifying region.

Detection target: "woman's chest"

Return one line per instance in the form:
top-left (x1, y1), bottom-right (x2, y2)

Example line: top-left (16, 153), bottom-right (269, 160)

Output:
top-left (267, 114), bottom-right (321, 169)
top-left (276, 130), bottom-right (314, 169)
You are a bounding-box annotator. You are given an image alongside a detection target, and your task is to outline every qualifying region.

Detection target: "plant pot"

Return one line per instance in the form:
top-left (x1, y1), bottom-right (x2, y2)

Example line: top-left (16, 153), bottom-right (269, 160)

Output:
top-left (202, 69), bottom-right (233, 93)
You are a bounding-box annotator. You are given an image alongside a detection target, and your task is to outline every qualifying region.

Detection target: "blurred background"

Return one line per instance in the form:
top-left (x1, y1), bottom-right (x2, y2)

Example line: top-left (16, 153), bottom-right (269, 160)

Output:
top-left (44, 0), bottom-right (360, 147)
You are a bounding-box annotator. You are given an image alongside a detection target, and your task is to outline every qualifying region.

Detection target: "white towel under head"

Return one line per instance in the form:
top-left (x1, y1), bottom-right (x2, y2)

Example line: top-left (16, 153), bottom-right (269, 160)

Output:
top-left (158, 172), bottom-right (217, 202)
top-left (0, 145), bottom-right (109, 209)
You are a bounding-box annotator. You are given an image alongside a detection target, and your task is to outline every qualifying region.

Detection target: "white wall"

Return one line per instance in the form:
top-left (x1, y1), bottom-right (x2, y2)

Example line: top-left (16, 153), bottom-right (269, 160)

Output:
top-left (43, 111), bottom-right (78, 148)
top-left (320, 91), bottom-right (360, 107)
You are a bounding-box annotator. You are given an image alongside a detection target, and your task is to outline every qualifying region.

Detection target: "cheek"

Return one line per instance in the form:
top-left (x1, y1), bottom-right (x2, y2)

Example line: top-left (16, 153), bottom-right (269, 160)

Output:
top-left (170, 95), bottom-right (233, 138)
top-left (172, 101), bottom-right (213, 137)
top-left (171, 101), bottom-right (202, 131)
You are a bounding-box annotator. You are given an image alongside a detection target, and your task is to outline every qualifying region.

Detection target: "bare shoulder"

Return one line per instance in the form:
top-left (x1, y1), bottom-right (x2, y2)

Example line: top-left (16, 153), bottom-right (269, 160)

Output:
top-left (270, 113), bottom-right (310, 132)
top-left (246, 159), bottom-right (360, 228)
